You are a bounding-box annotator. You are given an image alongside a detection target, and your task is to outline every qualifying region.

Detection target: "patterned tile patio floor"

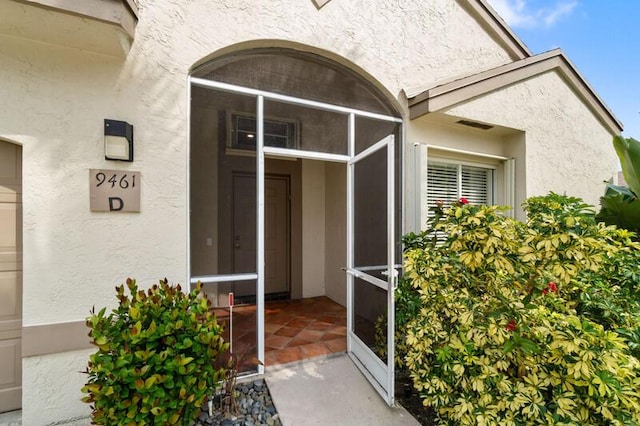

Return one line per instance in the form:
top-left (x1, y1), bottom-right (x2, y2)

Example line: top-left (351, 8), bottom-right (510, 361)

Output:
top-left (212, 296), bottom-right (347, 371)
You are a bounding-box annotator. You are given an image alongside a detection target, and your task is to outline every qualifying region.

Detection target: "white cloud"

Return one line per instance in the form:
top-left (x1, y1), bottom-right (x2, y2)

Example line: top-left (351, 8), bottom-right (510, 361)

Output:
top-left (488, 0), bottom-right (532, 27)
top-left (543, 1), bottom-right (578, 26)
top-left (487, 0), bottom-right (579, 29)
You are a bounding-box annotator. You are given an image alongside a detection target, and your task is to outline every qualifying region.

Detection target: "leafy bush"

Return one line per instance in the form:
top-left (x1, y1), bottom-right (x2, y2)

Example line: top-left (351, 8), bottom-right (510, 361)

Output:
top-left (374, 232), bottom-right (426, 367)
top-left (404, 194), bottom-right (640, 425)
top-left (82, 279), bottom-right (228, 425)
top-left (375, 278), bottom-right (421, 368)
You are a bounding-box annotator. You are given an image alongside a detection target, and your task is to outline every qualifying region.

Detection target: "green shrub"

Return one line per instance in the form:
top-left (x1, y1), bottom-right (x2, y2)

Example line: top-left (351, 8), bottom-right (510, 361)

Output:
top-left (375, 275), bottom-right (422, 368)
top-left (404, 195), bottom-right (640, 425)
top-left (82, 279), bottom-right (228, 425)
top-left (375, 232), bottom-right (427, 367)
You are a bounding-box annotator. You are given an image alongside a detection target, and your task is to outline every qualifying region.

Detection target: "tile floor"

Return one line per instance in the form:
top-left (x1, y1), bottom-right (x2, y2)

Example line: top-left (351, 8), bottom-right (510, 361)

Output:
top-left (213, 296), bottom-right (347, 371)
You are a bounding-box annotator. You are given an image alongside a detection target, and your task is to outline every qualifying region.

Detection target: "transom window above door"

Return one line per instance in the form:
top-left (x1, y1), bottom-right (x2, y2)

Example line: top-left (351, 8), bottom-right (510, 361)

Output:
top-left (230, 113), bottom-right (299, 150)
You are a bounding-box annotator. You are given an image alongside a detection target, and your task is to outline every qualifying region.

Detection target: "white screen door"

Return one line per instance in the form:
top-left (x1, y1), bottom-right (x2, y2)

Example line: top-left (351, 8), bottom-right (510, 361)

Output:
top-left (190, 76), bottom-right (402, 398)
top-left (346, 134), bottom-right (396, 406)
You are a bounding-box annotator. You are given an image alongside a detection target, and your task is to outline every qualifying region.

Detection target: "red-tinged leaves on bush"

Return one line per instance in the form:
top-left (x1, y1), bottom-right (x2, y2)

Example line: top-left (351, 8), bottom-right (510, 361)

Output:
top-left (82, 278), bottom-right (229, 425)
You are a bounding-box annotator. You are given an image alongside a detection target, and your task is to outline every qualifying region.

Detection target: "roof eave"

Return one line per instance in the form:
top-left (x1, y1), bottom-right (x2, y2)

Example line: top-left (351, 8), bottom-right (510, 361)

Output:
top-left (457, 0), bottom-right (532, 61)
top-left (14, 0), bottom-right (138, 38)
top-left (408, 49), bottom-right (623, 135)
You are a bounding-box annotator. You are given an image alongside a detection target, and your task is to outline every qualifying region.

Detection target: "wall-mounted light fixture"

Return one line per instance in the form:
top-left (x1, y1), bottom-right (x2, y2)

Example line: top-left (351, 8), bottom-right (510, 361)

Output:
top-left (104, 119), bottom-right (134, 161)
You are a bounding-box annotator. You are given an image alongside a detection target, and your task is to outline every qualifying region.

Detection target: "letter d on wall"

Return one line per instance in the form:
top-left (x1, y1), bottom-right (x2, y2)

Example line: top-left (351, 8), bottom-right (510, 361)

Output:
top-left (108, 197), bottom-right (124, 211)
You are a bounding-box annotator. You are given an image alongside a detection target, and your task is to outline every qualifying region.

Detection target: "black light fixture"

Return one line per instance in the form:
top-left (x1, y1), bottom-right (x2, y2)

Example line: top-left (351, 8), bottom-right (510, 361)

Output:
top-left (104, 119), bottom-right (134, 161)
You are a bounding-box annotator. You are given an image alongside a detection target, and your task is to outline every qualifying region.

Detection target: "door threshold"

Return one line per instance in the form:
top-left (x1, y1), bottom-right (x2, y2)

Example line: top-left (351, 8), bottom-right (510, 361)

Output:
top-left (235, 291), bottom-right (290, 305)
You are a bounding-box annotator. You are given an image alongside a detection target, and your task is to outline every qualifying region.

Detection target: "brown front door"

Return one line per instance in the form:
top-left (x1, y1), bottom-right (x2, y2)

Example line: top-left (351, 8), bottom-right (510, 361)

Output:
top-left (232, 173), bottom-right (289, 299)
top-left (0, 141), bottom-right (22, 413)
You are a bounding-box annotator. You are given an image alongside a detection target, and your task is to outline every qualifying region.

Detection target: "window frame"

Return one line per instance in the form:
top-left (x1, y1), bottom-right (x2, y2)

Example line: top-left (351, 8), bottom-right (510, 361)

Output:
top-left (421, 146), bottom-right (515, 227)
top-left (426, 157), bottom-right (497, 210)
top-left (227, 111), bottom-right (299, 153)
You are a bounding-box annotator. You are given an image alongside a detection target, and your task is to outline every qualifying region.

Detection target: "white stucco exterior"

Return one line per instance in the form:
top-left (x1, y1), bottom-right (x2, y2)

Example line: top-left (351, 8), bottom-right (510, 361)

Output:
top-left (301, 160), bottom-right (327, 298)
top-left (0, 0), bottom-right (621, 423)
top-left (444, 70), bottom-right (618, 207)
top-left (22, 350), bottom-right (93, 425)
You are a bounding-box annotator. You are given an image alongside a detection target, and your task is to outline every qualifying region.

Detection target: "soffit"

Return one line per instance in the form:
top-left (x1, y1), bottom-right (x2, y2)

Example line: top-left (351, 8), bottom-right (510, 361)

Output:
top-left (408, 49), bottom-right (623, 135)
top-left (415, 111), bottom-right (520, 138)
top-left (0, 0), bottom-right (138, 57)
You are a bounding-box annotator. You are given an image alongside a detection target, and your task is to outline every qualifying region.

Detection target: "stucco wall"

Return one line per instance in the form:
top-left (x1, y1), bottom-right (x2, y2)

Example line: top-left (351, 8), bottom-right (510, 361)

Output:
top-left (22, 350), bottom-right (93, 425)
top-left (0, 33), bottom-right (188, 423)
top-left (0, 36), bottom-right (183, 326)
top-left (301, 160), bottom-right (326, 298)
top-left (324, 162), bottom-right (347, 306)
top-left (445, 70), bottom-right (618, 208)
top-left (167, 0), bottom-right (514, 104)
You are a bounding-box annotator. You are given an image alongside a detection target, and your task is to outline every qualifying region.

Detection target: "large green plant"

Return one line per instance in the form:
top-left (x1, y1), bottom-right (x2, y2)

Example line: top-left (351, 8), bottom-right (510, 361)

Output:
top-left (597, 135), bottom-right (640, 237)
top-left (82, 279), bottom-right (228, 425)
top-left (615, 135), bottom-right (640, 196)
top-left (404, 195), bottom-right (640, 425)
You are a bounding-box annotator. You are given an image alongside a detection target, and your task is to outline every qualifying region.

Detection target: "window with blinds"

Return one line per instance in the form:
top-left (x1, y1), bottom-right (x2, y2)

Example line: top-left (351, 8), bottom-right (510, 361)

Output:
top-left (426, 162), bottom-right (494, 220)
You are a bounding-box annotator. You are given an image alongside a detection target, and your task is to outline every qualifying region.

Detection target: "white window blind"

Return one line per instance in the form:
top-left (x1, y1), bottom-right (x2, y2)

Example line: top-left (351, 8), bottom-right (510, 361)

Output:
top-left (462, 165), bottom-right (490, 205)
top-left (427, 163), bottom-right (459, 209)
top-left (427, 162), bottom-right (494, 220)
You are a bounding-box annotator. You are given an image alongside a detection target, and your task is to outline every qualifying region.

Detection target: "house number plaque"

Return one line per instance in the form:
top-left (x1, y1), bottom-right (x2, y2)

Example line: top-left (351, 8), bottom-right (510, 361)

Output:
top-left (89, 169), bottom-right (141, 212)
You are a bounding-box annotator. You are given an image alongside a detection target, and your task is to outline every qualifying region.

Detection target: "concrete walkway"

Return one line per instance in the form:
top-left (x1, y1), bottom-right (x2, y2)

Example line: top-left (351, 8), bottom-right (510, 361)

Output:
top-left (1, 355), bottom-right (420, 426)
top-left (0, 409), bottom-right (21, 426)
top-left (265, 355), bottom-right (420, 426)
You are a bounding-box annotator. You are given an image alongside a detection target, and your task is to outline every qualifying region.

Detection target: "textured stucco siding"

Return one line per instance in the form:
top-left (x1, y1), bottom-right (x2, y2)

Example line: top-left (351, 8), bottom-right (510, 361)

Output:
top-left (2, 1), bottom-right (514, 423)
top-left (22, 350), bottom-right (93, 425)
top-left (143, 0), bottom-right (514, 106)
top-left (0, 33), bottom-right (189, 426)
top-left (445, 70), bottom-right (618, 208)
top-left (0, 35), bottom-right (188, 326)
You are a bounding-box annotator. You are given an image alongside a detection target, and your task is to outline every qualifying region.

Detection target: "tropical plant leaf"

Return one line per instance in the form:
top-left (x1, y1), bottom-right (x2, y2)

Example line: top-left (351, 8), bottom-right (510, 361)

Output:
top-left (596, 183), bottom-right (640, 231)
top-left (613, 135), bottom-right (640, 197)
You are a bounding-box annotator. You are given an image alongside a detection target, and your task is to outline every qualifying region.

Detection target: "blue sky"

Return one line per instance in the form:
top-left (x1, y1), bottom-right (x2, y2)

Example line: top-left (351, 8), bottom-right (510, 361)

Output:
top-left (486, 0), bottom-right (640, 140)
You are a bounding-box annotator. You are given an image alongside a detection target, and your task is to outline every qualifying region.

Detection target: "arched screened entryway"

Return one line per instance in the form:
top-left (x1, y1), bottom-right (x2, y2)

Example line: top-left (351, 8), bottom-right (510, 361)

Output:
top-left (188, 47), bottom-right (402, 405)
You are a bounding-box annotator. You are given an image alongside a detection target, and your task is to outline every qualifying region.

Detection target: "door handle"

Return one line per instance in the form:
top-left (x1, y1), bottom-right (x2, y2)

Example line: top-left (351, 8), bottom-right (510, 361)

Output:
top-left (382, 269), bottom-right (400, 290)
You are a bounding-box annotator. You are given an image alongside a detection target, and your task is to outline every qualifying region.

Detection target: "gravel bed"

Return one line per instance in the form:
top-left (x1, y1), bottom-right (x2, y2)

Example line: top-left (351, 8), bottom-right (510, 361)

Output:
top-left (195, 379), bottom-right (282, 426)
